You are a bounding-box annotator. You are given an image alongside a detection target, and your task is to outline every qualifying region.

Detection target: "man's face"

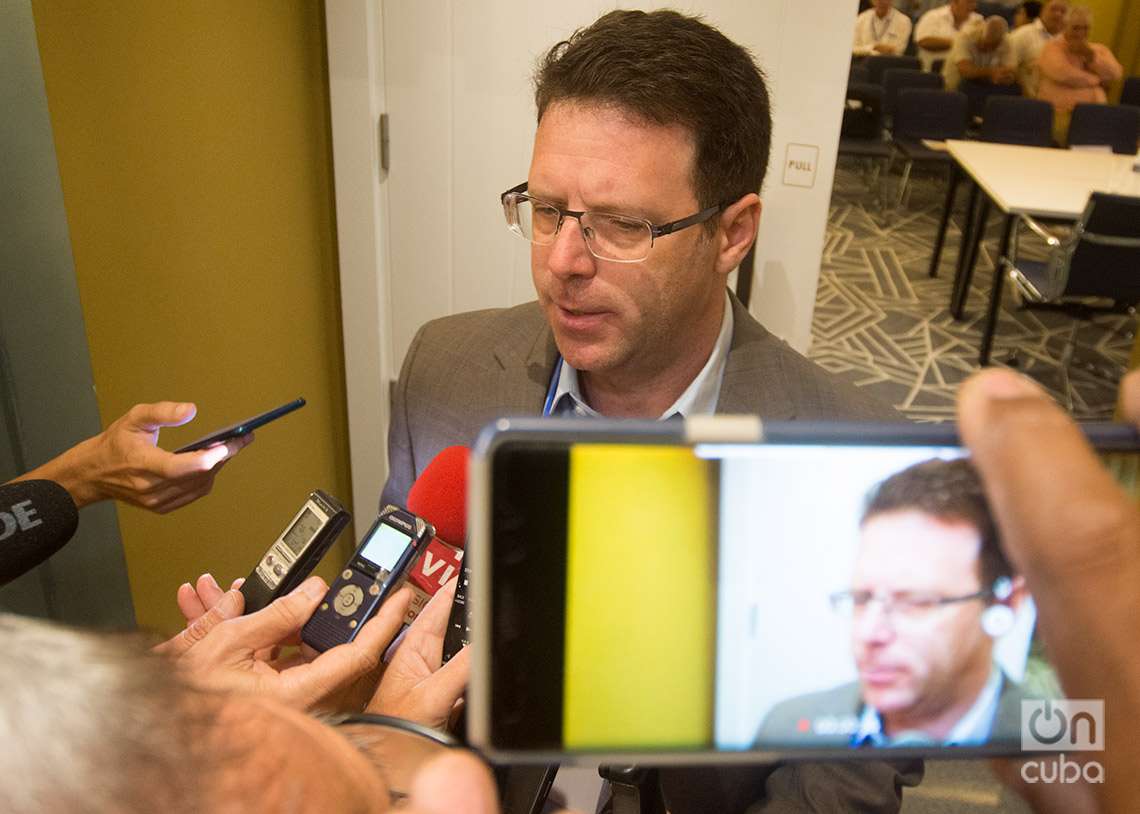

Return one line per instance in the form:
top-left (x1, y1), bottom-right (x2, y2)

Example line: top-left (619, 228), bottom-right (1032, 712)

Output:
top-left (950, 0), bottom-right (977, 23)
top-left (873, 0), bottom-right (893, 16)
top-left (849, 510), bottom-right (993, 729)
top-left (1063, 15), bottom-right (1090, 47)
top-left (1041, 1), bottom-right (1069, 35)
top-left (528, 102), bottom-right (723, 382)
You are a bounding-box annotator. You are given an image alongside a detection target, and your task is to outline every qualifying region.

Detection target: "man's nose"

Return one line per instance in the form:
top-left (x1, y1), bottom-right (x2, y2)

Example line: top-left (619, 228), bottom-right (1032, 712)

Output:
top-left (544, 216), bottom-right (596, 280)
top-left (855, 601), bottom-right (896, 644)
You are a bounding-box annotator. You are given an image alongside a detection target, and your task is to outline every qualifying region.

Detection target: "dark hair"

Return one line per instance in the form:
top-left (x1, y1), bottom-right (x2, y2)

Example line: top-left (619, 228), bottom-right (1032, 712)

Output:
top-left (1019, 1), bottom-right (1043, 20)
top-left (533, 9), bottom-right (772, 215)
top-left (861, 458), bottom-right (1011, 586)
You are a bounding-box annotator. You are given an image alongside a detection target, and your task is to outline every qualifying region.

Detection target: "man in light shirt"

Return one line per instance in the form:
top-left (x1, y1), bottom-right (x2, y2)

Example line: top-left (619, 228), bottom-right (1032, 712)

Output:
top-left (1009, 0), bottom-right (1069, 95)
top-left (853, 0), bottom-right (914, 57)
top-left (915, 0), bottom-right (984, 71)
top-left (943, 17), bottom-right (1020, 116)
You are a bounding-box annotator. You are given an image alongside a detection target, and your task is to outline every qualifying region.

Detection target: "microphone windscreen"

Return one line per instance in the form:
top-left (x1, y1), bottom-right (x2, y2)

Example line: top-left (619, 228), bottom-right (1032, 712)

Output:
top-left (0, 480), bottom-right (79, 585)
top-left (406, 446), bottom-right (469, 547)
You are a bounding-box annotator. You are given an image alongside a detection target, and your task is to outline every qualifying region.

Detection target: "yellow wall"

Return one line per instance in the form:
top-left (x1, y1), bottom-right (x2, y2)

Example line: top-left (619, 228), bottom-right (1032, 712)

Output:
top-left (32, 0), bottom-right (356, 634)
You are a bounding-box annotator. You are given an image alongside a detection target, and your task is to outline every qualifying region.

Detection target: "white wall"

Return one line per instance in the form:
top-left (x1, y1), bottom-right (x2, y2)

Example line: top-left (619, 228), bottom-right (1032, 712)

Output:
top-left (327, 0), bottom-right (860, 510)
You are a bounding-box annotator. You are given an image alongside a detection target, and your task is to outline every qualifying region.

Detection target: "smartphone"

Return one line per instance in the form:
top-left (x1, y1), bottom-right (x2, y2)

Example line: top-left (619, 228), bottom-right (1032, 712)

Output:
top-left (240, 490), bottom-right (351, 614)
top-left (467, 417), bottom-right (1140, 766)
top-left (301, 505), bottom-right (434, 652)
top-left (174, 397), bottom-right (305, 453)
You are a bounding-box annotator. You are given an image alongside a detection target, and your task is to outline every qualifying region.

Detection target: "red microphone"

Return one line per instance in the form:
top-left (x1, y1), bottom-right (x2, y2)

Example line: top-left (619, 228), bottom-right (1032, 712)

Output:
top-left (402, 446), bottom-right (469, 622)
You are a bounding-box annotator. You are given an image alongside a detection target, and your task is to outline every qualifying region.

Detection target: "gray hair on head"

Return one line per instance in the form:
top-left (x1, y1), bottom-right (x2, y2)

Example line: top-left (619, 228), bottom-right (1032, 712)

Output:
top-left (0, 614), bottom-right (214, 814)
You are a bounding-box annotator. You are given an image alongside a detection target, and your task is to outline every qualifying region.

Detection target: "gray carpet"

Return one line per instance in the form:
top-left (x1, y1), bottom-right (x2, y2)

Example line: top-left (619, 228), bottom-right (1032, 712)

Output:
top-left (810, 161), bottom-right (1134, 422)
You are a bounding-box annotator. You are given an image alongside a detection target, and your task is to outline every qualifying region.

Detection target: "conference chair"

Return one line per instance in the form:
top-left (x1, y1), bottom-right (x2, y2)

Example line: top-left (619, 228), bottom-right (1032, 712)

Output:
top-left (865, 54), bottom-right (921, 84)
top-left (891, 88), bottom-right (969, 208)
top-left (849, 64), bottom-right (871, 87)
top-left (1120, 76), bottom-right (1140, 109)
top-left (979, 96), bottom-right (1054, 147)
top-left (998, 193), bottom-right (1140, 407)
top-left (1067, 103), bottom-right (1140, 155)
top-left (839, 82), bottom-right (891, 202)
top-left (883, 68), bottom-right (943, 120)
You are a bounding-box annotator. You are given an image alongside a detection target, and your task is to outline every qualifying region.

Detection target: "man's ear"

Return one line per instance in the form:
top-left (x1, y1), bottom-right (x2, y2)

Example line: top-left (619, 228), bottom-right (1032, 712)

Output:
top-left (714, 193), bottom-right (762, 277)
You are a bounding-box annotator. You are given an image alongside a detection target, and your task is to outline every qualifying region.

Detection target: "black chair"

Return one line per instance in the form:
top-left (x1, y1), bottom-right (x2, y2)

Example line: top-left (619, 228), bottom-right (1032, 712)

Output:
top-left (883, 68), bottom-right (943, 118)
top-left (865, 54), bottom-right (921, 84)
top-left (1122, 76), bottom-right (1140, 108)
top-left (849, 64), bottom-right (871, 86)
top-left (1067, 103), bottom-right (1140, 155)
top-left (980, 96), bottom-right (1053, 146)
top-left (840, 83), bottom-right (892, 198)
top-left (998, 193), bottom-right (1140, 405)
top-left (931, 59), bottom-right (945, 76)
top-left (892, 89), bottom-right (969, 207)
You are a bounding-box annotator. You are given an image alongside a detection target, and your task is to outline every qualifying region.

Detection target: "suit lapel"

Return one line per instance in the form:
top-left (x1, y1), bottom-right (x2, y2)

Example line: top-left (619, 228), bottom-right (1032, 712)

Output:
top-left (490, 303), bottom-right (558, 413)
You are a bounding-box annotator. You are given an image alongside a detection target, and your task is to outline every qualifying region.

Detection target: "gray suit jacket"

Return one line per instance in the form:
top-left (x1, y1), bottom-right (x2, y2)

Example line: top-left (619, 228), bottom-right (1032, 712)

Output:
top-left (381, 293), bottom-right (895, 508)
top-left (756, 675), bottom-right (1030, 748)
top-left (381, 293), bottom-right (919, 813)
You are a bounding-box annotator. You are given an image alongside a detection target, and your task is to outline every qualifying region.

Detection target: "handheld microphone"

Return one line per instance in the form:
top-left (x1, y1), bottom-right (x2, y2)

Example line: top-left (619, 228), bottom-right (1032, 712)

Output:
top-left (0, 480), bottom-right (79, 585)
top-left (403, 447), bottom-right (469, 627)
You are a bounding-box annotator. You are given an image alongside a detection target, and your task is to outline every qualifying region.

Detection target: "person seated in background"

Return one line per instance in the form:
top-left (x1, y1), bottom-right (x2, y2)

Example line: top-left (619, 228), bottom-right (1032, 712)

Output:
top-left (942, 16), bottom-right (1020, 116)
top-left (0, 577), bottom-right (475, 813)
top-left (756, 458), bottom-right (1032, 748)
top-left (1035, 5), bottom-right (1124, 144)
top-left (1009, 0), bottom-right (1069, 95)
top-left (915, 0), bottom-right (984, 70)
top-left (1012, 0), bottom-right (1042, 27)
top-left (6, 401), bottom-right (250, 514)
top-left (853, 0), bottom-right (915, 57)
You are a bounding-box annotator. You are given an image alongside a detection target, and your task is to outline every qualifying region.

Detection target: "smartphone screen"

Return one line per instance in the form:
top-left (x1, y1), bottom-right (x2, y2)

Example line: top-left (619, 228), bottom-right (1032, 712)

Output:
top-left (477, 425), bottom-right (1139, 761)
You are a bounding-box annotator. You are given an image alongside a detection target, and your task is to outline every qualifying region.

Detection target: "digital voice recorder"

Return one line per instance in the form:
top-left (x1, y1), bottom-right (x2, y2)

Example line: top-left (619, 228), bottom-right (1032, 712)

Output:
top-left (240, 490), bottom-right (351, 614)
top-left (301, 504), bottom-right (434, 652)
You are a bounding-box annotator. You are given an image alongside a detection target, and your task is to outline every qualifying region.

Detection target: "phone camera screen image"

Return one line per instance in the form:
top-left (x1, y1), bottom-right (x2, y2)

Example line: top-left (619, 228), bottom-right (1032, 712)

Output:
top-left (282, 508), bottom-right (321, 555)
top-left (361, 523), bottom-right (414, 570)
top-left (484, 434), bottom-right (1140, 760)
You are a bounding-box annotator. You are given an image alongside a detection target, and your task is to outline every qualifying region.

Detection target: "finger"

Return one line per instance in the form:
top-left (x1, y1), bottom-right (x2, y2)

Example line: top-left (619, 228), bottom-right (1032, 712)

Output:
top-left (406, 751), bottom-right (499, 814)
top-left (177, 582), bottom-right (207, 623)
top-left (282, 589), bottom-right (413, 708)
top-left (195, 573), bottom-right (226, 611)
top-left (400, 579), bottom-right (457, 666)
top-left (230, 577), bottom-right (245, 590)
top-left (421, 644), bottom-right (471, 712)
top-left (957, 368), bottom-right (1139, 586)
top-left (150, 481), bottom-right (215, 514)
top-left (156, 589), bottom-right (245, 657)
top-left (128, 401), bottom-right (197, 432)
top-left (1119, 368), bottom-right (1140, 425)
top-left (225, 576), bottom-right (328, 653)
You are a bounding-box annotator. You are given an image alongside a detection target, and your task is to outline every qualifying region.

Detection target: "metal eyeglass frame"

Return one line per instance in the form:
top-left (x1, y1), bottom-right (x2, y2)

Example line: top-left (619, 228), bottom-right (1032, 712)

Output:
top-left (500, 181), bottom-right (726, 263)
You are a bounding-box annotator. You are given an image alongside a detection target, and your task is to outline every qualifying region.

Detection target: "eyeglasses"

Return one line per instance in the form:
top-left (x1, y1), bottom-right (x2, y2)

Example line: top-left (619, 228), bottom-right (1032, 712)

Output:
top-left (335, 713), bottom-right (468, 803)
top-left (829, 577), bottom-right (1012, 620)
top-left (500, 182), bottom-right (725, 263)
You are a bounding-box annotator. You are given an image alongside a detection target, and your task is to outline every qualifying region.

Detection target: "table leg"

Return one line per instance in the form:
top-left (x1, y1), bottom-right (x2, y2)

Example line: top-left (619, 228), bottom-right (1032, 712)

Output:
top-left (978, 213), bottom-right (1015, 366)
top-left (952, 194), bottom-right (990, 320)
top-left (928, 164), bottom-right (960, 279)
top-left (949, 181), bottom-right (980, 318)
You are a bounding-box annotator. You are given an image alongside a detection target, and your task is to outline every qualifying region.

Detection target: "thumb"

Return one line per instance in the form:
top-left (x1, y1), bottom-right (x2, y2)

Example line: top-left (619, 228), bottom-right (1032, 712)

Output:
top-left (228, 576), bottom-right (328, 651)
top-left (128, 401), bottom-right (198, 432)
top-left (406, 751), bottom-right (499, 814)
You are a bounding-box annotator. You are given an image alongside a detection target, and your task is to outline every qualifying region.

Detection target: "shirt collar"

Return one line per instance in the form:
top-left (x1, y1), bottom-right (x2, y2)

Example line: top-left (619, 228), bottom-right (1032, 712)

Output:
top-left (550, 291), bottom-right (734, 419)
top-left (852, 665), bottom-right (1004, 747)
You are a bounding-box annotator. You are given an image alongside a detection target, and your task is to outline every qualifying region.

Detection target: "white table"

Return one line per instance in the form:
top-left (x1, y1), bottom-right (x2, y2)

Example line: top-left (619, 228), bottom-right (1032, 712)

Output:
top-left (936, 140), bottom-right (1140, 363)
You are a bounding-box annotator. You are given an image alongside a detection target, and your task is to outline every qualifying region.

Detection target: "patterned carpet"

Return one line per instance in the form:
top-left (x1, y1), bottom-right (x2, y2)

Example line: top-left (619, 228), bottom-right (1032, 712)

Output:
top-left (808, 162), bottom-right (1135, 422)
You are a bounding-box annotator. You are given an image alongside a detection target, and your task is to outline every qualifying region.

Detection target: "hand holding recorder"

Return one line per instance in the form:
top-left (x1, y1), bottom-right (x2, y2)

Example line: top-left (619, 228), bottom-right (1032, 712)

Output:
top-left (157, 575), bottom-right (412, 711)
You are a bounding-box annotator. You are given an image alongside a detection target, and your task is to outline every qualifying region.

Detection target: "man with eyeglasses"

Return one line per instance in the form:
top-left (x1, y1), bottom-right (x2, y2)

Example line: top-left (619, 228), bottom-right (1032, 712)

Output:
top-left (756, 458), bottom-right (1037, 748)
top-left (381, 8), bottom-right (916, 813)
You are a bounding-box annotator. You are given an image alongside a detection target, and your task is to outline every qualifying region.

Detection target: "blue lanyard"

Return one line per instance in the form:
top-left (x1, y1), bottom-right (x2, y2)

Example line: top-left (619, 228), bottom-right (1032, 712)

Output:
top-left (542, 355), bottom-right (564, 417)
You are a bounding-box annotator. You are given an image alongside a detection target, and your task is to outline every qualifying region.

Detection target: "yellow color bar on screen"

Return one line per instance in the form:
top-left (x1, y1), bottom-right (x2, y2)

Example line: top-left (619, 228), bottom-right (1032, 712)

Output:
top-left (563, 444), bottom-right (715, 749)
